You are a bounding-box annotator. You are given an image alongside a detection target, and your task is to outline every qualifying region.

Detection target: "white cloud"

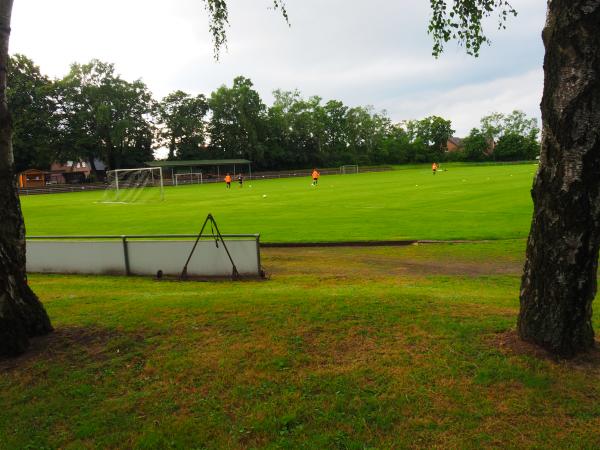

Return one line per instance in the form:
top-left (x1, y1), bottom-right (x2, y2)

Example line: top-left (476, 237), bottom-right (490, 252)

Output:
top-left (382, 69), bottom-right (544, 136)
top-left (10, 0), bottom-right (546, 132)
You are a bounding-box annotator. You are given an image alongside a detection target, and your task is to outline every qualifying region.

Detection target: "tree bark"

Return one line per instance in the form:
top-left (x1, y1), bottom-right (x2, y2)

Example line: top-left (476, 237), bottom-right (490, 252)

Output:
top-left (518, 0), bottom-right (600, 357)
top-left (0, 0), bottom-right (52, 357)
top-left (88, 155), bottom-right (97, 178)
top-left (169, 136), bottom-right (175, 160)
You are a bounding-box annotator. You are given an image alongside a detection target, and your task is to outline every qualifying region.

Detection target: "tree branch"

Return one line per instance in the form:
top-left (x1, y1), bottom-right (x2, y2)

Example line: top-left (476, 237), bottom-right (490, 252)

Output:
top-left (428, 0), bottom-right (517, 57)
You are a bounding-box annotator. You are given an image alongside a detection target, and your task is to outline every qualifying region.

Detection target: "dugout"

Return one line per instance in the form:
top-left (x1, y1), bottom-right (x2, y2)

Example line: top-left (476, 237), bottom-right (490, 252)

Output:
top-left (19, 169), bottom-right (47, 188)
top-left (145, 159), bottom-right (252, 183)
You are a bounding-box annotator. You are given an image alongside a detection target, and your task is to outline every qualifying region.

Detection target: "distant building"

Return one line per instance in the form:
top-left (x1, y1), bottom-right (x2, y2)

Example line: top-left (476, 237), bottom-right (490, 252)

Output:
top-left (18, 169), bottom-right (47, 188)
top-left (447, 136), bottom-right (497, 156)
top-left (446, 137), bottom-right (464, 152)
top-left (49, 159), bottom-right (106, 184)
top-left (49, 160), bottom-right (90, 184)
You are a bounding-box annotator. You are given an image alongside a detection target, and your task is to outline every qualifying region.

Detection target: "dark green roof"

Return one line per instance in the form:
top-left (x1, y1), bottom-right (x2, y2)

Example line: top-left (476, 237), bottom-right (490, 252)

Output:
top-left (146, 159), bottom-right (251, 168)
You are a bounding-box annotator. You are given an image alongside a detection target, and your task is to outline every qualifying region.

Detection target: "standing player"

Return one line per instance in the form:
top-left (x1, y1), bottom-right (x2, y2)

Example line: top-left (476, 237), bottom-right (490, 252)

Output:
top-left (237, 173), bottom-right (243, 188)
top-left (432, 162), bottom-right (438, 175)
top-left (311, 168), bottom-right (320, 186)
top-left (224, 173), bottom-right (232, 188)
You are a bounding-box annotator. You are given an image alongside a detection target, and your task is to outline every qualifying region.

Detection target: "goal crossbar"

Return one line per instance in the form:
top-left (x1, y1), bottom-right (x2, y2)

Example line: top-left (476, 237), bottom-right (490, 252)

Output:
top-left (174, 172), bottom-right (203, 186)
top-left (104, 167), bottom-right (164, 202)
top-left (340, 165), bottom-right (359, 174)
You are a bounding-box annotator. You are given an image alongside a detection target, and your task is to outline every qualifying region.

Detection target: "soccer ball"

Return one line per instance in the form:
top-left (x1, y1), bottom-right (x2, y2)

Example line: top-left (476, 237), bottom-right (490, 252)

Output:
top-left (262, 194), bottom-right (267, 198)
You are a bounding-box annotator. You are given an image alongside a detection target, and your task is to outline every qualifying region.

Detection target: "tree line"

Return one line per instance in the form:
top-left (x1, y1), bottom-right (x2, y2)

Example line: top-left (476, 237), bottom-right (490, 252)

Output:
top-left (9, 54), bottom-right (540, 176)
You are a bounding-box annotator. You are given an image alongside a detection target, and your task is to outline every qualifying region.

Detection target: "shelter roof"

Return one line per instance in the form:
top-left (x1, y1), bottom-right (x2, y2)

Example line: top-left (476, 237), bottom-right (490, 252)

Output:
top-left (146, 159), bottom-right (251, 168)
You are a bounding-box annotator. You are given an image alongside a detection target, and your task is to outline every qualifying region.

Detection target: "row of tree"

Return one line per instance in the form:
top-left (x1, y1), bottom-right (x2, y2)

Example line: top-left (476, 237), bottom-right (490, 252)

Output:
top-left (9, 55), bottom-right (540, 175)
top-left (452, 110), bottom-right (541, 162)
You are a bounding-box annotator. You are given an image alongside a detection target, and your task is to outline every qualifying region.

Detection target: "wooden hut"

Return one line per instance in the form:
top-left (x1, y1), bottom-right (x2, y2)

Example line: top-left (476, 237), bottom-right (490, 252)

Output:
top-left (19, 169), bottom-right (47, 188)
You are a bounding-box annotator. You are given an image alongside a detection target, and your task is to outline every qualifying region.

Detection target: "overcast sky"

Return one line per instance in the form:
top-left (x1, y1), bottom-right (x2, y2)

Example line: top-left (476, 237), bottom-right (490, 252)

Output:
top-left (11, 0), bottom-right (546, 136)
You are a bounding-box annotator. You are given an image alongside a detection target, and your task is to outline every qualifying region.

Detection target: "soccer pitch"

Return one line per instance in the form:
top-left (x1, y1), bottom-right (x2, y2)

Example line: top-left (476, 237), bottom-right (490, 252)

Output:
top-left (21, 163), bottom-right (537, 242)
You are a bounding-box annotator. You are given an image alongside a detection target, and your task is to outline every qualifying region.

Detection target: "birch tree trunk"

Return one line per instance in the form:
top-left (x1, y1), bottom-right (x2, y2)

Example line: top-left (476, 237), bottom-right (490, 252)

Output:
top-left (0, 0), bottom-right (52, 357)
top-left (518, 0), bottom-right (600, 357)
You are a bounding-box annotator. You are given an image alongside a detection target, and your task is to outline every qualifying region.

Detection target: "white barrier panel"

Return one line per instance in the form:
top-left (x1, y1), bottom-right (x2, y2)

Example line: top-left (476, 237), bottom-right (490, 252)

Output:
top-left (27, 241), bottom-right (125, 275)
top-left (27, 238), bottom-right (261, 277)
top-left (127, 240), bottom-right (259, 277)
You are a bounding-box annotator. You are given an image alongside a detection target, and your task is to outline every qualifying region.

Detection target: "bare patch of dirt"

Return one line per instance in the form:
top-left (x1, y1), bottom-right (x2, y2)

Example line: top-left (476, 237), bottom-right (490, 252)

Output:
top-left (263, 247), bottom-right (522, 278)
top-left (491, 329), bottom-right (600, 371)
top-left (0, 326), bottom-right (148, 372)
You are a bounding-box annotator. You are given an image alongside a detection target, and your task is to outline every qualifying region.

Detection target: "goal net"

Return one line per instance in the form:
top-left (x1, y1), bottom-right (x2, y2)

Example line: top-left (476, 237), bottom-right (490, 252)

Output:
top-left (340, 165), bottom-right (359, 174)
top-left (101, 167), bottom-right (164, 203)
top-left (175, 172), bottom-right (203, 186)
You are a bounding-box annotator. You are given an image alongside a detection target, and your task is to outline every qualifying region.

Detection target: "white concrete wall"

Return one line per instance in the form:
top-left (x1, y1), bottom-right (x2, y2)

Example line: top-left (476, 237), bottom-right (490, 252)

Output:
top-left (27, 239), bottom-right (260, 277)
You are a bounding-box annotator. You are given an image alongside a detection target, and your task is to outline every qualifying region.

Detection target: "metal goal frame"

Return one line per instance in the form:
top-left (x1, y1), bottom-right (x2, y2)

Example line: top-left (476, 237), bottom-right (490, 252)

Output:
top-left (106, 167), bottom-right (164, 201)
top-left (174, 172), bottom-right (203, 186)
top-left (340, 165), bottom-right (359, 174)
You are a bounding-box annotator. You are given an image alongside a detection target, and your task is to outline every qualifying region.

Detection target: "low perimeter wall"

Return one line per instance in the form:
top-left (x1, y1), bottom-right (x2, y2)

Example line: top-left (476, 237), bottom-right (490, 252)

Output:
top-left (26, 235), bottom-right (261, 278)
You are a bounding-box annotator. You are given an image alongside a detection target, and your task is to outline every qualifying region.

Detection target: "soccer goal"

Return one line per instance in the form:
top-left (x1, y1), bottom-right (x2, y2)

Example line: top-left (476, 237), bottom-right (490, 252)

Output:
top-left (101, 167), bottom-right (164, 203)
top-left (175, 172), bottom-right (203, 186)
top-left (340, 165), bottom-right (359, 174)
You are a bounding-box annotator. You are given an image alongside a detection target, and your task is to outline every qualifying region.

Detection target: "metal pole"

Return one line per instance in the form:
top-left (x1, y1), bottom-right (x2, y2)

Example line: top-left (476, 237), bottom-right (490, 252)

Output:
top-left (159, 168), bottom-right (164, 200)
top-left (180, 214), bottom-right (240, 280)
top-left (255, 235), bottom-right (262, 277)
top-left (210, 216), bottom-right (240, 279)
top-left (180, 215), bottom-right (212, 280)
top-left (122, 236), bottom-right (131, 275)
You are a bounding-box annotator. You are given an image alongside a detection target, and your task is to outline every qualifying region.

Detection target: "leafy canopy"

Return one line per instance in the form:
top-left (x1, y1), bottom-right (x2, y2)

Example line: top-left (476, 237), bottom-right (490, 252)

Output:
top-left (202, 1), bottom-right (516, 59)
top-left (428, 0), bottom-right (517, 56)
top-left (204, 0), bottom-right (289, 59)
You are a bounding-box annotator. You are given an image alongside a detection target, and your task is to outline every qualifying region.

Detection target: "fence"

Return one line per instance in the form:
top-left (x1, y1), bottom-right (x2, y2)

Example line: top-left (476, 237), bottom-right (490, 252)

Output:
top-left (242, 166), bottom-right (393, 182)
top-left (18, 166), bottom-right (394, 195)
top-left (26, 234), bottom-right (261, 278)
top-left (18, 182), bottom-right (108, 196)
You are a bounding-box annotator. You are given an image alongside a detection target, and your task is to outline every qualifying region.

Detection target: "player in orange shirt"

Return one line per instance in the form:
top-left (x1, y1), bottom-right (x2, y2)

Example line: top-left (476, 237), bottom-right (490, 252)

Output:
top-left (224, 173), bottom-right (232, 188)
top-left (432, 162), bottom-right (438, 175)
top-left (311, 168), bottom-right (320, 186)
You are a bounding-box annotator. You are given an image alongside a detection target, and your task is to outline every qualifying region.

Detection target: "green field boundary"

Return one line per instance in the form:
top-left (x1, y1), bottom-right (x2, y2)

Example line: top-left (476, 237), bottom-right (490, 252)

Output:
top-left (260, 238), bottom-right (527, 247)
top-left (391, 160), bottom-right (538, 170)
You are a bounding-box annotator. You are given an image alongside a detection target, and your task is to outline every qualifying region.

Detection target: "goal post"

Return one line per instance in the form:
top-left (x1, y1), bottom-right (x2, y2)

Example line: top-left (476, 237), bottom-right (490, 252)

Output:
top-left (102, 167), bottom-right (164, 203)
top-left (340, 165), bottom-right (359, 174)
top-left (175, 172), bottom-right (203, 186)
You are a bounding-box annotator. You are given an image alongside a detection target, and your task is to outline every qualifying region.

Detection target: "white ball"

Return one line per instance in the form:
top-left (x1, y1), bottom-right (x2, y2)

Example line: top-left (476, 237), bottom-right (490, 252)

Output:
top-left (262, 194), bottom-right (267, 198)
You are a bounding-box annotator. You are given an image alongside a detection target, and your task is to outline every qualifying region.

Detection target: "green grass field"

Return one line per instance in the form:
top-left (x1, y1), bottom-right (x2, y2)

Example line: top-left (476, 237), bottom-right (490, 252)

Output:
top-left (7, 163), bottom-right (600, 448)
top-left (2, 242), bottom-right (599, 448)
top-left (21, 163), bottom-right (538, 242)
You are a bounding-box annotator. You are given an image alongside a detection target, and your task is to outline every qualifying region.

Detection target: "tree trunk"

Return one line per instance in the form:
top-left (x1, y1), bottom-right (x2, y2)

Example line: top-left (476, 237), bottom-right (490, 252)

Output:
top-left (169, 136), bottom-right (175, 160)
top-left (88, 155), bottom-right (97, 178)
top-left (518, 0), bottom-right (600, 358)
top-left (0, 0), bottom-right (52, 357)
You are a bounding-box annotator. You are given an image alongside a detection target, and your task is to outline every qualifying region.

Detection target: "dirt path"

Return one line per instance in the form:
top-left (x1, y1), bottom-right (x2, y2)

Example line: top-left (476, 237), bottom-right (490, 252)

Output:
top-left (261, 245), bottom-right (524, 278)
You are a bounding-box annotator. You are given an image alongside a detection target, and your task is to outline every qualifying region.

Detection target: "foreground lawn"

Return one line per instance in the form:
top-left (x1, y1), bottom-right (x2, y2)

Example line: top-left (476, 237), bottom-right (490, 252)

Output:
top-left (21, 163), bottom-right (537, 242)
top-left (2, 241), bottom-right (599, 448)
